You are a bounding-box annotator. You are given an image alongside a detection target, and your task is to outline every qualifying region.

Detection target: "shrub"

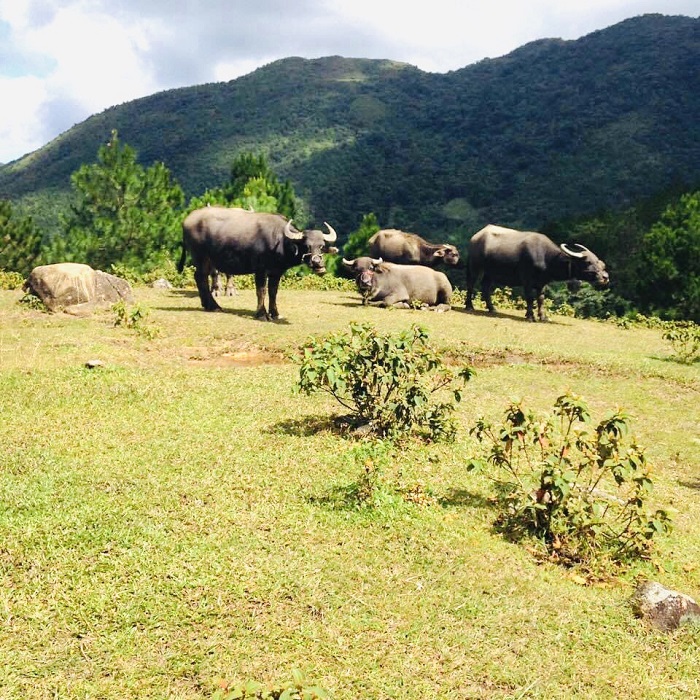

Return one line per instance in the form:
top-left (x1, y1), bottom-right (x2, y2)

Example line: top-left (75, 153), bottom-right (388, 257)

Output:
top-left (297, 323), bottom-right (473, 442)
top-left (212, 669), bottom-right (328, 699)
top-left (111, 300), bottom-right (160, 339)
top-left (0, 269), bottom-right (25, 290)
top-left (467, 393), bottom-right (672, 571)
top-left (662, 321), bottom-right (700, 364)
top-left (18, 292), bottom-right (49, 312)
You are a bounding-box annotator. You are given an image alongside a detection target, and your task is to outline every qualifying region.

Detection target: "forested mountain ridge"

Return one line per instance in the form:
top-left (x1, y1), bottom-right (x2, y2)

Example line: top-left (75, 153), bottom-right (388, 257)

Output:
top-left (0, 13), bottom-right (698, 243)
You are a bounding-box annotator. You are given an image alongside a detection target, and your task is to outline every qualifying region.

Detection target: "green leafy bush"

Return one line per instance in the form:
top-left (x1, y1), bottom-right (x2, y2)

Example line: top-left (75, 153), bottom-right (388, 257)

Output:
top-left (467, 393), bottom-right (672, 571)
top-left (297, 323), bottom-right (473, 442)
top-left (662, 321), bottom-right (700, 363)
top-left (111, 300), bottom-right (160, 339)
top-left (212, 669), bottom-right (328, 699)
top-left (18, 292), bottom-right (49, 312)
top-left (0, 269), bottom-right (26, 290)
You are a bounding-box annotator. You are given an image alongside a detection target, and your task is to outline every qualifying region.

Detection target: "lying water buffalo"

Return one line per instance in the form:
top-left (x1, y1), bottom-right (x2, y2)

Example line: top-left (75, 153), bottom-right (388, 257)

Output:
top-left (466, 224), bottom-right (609, 321)
top-left (342, 257), bottom-right (452, 310)
top-left (368, 229), bottom-right (460, 267)
top-left (179, 206), bottom-right (338, 318)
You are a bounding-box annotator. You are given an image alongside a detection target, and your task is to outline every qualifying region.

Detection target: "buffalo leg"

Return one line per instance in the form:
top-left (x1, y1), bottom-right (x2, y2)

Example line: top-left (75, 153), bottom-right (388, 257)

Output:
top-left (465, 284), bottom-right (475, 310)
top-left (481, 278), bottom-right (496, 314)
top-left (254, 271), bottom-right (269, 320)
top-left (524, 289), bottom-right (536, 321)
top-left (211, 270), bottom-right (222, 297)
top-left (465, 271), bottom-right (476, 310)
top-left (267, 274), bottom-right (282, 320)
top-left (196, 264), bottom-right (221, 311)
top-left (536, 289), bottom-right (548, 322)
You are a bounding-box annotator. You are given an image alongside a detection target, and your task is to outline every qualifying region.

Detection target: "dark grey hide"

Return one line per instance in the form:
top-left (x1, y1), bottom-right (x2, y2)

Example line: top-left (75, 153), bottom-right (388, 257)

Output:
top-left (179, 207), bottom-right (338, 319)
top-left (465, 224), bottom-right (609, 321)
top-left (368, 229), bottom-right (460, 267)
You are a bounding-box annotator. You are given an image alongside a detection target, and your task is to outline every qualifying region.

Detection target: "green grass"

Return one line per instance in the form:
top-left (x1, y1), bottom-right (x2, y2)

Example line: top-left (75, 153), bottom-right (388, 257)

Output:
top-left (1, 286), bottom-right (699, 699)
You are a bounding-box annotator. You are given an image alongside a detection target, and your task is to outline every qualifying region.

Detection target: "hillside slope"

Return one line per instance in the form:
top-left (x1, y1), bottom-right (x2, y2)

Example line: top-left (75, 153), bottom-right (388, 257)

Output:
top-left (0, 13), bottom-right (698, 242)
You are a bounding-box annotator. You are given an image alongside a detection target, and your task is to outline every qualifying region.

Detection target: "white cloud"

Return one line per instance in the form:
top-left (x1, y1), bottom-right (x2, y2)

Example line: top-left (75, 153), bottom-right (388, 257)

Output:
top-left (0, 0), bottom-right (697, 164)
top-left (0, 75), bottom-right (47, 161)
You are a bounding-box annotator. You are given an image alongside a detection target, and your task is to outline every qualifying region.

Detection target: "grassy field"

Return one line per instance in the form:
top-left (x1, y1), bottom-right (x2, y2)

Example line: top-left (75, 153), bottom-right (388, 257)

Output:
top-left (0, 284), bottom-right (698, 699)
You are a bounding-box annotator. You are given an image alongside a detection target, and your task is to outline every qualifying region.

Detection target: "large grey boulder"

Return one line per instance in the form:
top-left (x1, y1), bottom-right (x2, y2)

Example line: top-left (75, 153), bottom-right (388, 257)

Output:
top-left (24, 263), bottom-right (133, 314)
top-left (630, 581), bottom-right (700, 631)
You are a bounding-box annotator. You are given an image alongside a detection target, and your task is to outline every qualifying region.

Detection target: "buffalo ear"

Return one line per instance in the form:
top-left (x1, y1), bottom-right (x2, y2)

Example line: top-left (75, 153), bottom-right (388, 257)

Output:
top-left (326, 246), bottom-right (339, 255)
top-left (434, 249), bottom-right (445, 258)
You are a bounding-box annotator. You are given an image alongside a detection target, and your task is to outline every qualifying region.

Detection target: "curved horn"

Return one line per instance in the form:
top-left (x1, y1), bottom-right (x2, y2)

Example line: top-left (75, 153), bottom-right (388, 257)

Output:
top-left (371, 257), bottom-right (383, 266)
top-left (322, 221), bottom-right (338, 243)
top-left (284, 218), bottom-right (303, 240)
top-left (342, 257), bottom-right (356, 266)
top-left (560, 243), bottom-right (585, 259)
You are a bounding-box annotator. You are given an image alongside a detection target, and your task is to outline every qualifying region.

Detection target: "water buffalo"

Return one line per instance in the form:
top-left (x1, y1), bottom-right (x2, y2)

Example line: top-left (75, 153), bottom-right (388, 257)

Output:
top-left (179, 206), bottom-right (338, 319)
top-left (368, 229), bottom-right (460, 267)
top-left (342, 257), bottom-right (452, 310)
top-left (466, 224), bottom-right (609, 321)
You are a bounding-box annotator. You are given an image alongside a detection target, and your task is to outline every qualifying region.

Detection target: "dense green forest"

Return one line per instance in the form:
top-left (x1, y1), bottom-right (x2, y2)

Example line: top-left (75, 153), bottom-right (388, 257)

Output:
top-left (1, 13), bottom-right (699, 320)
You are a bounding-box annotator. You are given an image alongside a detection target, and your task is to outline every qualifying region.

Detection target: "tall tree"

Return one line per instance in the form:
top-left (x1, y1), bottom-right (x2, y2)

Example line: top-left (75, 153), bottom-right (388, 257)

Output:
top-left (637, 191), bottom-right (700, 322)
top-left (343, 213), bottom-right (380, 260)
top-left (54, 130), bottom-right (185, 272)
top-left (0, 199), bottom-right (43, 275)
top-left (222, 153), bottom-right (297, 219)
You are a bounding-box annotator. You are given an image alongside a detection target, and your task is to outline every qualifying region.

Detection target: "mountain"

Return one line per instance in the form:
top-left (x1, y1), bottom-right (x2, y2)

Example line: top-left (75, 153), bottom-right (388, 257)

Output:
top-left (0, 13), bottom-right (698, 243)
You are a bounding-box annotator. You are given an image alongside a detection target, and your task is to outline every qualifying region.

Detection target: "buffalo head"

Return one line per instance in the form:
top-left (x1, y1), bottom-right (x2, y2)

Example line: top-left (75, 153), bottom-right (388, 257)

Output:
top-left (433, 244), bottom-right (460, 266)
top-left (560, 243), bottom-right (609, 287)
top-left (342, 256), bottom-right (383, 299)
top-left (286, 219), bottom-right (338, 274)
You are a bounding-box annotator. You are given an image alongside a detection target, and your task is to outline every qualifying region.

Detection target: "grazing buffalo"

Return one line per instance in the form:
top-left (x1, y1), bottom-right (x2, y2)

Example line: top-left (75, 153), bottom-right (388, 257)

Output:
top-left (368, 229), bottom-right (460, 267)
top-left (466, 224), bottom-right (609, 321)
top-left (179, 206), bottom-right (338, 319)
top-left (342, 257), bottom-right (452, 310)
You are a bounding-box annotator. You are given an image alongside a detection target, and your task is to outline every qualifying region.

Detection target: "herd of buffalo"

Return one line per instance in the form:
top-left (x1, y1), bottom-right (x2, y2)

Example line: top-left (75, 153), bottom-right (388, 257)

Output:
top-left (178, 206), bottom-right (610, 322)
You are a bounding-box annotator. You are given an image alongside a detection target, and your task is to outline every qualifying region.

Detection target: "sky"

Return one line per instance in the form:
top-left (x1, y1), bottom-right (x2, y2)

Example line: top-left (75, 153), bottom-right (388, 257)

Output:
top-left (0, 0), bottom-right (697, 164)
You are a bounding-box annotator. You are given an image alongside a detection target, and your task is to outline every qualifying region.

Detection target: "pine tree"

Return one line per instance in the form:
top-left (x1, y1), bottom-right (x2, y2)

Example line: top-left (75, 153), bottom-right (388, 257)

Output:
top-left (638, 191), bottom-right (700, 322)
top-left (343, 213), bottom-right (380, 260)
top-left (0, 200), bottom-right (43, 275)
top-left (55, 130), bottom-right (185, 272)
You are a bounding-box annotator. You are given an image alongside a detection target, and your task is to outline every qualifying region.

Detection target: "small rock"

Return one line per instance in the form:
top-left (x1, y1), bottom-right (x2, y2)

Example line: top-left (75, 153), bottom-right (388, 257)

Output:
top-left (85, 359), bottom-right (106, 369)
top-left (151, 278), bottom-right (173, 289)
top-left (630, 580), bottom-right (700, 631)
top-left (352, 423), bottom-right (375, 438)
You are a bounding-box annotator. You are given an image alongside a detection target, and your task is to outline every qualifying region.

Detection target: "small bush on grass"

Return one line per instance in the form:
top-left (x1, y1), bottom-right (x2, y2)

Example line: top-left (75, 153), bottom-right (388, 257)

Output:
top-left (662, 321), bottom-right (700, 364)
top-left (0, 269), bottom-right (25, 290)
top-left (18, 292), bottom-right (49, 312)
top-left (212, 668), bottom-right (328, 699)
top-left (297, 322), bottom-right (473, 442)
top-left (111, 300), bottom-right (160, 339)
top-left (467, 392), bottom-right (672, 572)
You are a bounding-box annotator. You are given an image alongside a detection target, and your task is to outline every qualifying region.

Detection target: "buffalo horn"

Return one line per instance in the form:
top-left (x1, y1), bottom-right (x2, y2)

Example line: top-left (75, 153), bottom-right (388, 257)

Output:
top-left (323, 222), bottom-right (338, 243)
top-left (371, 257), bottom-right (383, 266)
top-left (284, 218), bottom-right (304, 240)
top-left (342, 257), bottom-right (356, 266)
top-left (560, 243), bottom-right (586, 259)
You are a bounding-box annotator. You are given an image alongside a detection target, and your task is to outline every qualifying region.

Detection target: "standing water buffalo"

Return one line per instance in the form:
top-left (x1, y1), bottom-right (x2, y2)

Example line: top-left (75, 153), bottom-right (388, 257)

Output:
top-left (466, 224), bottom-right (609, 321)
top-left (368, 229), bottom-right (460, 267)
top-left (179, 206), bottom-right (338, 319)
top-left (342, 257), bottom-right (452, 310)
